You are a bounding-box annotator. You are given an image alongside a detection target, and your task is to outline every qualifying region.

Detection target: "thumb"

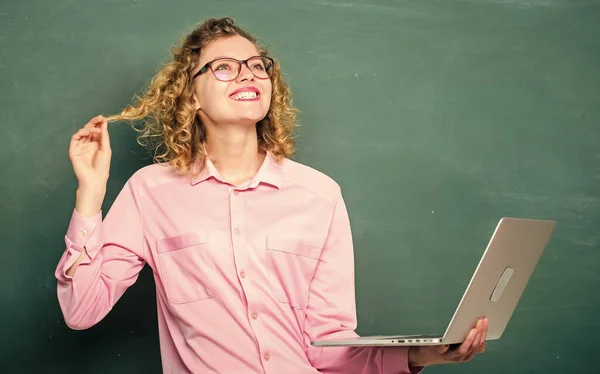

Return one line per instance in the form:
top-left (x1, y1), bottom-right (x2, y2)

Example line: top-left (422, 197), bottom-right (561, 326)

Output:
top-left (100, 121), bottom-right (111, 152)
top-left (436, 344), bottom-right (450, 354)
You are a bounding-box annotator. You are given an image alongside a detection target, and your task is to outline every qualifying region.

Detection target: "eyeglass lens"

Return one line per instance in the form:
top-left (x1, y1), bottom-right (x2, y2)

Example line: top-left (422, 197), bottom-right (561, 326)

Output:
top-left (211, 57), bottom-right (271, 81)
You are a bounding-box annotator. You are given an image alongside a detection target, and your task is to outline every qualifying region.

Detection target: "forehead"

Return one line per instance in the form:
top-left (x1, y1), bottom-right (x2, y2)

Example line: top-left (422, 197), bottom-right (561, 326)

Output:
top-left (199, 35), bottom-right (260, 64)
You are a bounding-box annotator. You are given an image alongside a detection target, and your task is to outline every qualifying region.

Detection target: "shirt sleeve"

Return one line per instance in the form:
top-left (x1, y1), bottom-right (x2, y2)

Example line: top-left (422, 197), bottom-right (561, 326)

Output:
top-left (54, 177), bottom-right (146, 330)
top-left (303, 192), bottom-right (423, 374)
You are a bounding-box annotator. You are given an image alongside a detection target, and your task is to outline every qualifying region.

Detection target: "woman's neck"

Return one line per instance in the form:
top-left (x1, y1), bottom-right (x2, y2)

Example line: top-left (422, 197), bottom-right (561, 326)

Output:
top-left (204, 124), bottom-right (265, 186)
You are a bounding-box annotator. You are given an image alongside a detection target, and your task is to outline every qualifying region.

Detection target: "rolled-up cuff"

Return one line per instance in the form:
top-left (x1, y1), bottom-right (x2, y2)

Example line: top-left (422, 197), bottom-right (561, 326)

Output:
top-left (65, 209), bottom-right (102, 249)
top-left (60, 209), bottom-right (104, 279)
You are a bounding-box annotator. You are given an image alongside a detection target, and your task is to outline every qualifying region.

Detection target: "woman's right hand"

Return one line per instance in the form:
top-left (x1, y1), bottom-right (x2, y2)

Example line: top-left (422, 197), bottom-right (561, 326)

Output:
top-left (69, 115), bottom-right (112, 217)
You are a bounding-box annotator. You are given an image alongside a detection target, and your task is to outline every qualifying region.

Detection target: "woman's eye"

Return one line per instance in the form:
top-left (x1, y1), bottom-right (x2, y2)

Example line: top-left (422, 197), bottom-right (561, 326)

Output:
top-left (251, 64), bottom-right (265, 70)
top-left (214, 64), bottom-right (231, 71)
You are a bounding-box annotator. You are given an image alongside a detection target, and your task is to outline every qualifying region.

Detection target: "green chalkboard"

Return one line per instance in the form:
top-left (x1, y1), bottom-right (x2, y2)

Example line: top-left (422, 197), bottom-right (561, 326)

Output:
top-left (1, 0), bottom-right (599, 372)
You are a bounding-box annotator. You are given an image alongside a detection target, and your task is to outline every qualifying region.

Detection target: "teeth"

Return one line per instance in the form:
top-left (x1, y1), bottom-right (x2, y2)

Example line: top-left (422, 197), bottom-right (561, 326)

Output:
top-left (231, 91), bottom-right (258, 100)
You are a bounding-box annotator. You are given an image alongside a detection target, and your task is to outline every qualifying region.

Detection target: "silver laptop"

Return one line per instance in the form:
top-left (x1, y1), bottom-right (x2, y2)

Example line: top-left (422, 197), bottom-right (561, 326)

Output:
top-left (311, 217), bottom-right (556, 347)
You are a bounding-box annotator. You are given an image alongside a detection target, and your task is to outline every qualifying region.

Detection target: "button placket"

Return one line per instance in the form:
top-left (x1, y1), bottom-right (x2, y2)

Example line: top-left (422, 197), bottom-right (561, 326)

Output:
top-left (230, 189), bottom-right (239, 234)
top-left (229, 186), bottom-right (248, 285)
top-left (230, 188), bottom-right (243, 238)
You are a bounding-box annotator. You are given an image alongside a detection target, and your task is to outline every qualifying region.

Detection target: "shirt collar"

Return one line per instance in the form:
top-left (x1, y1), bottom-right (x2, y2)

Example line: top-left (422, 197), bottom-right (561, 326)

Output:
top-left (191, 152), bottom-right (282, 189)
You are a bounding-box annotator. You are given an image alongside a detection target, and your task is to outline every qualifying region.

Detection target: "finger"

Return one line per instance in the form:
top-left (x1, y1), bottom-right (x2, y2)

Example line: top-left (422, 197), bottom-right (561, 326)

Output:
top-left (469, 331), bottom-right (484, 360)
top-left (475, 318), bottom-right (487, 348)
top-left (479, 321), bottom-right (488, 352)
top-left (476, 318), bottom-right (484, 333)
top-left (70, 136), bottom-right (91, 156)
top-left (455, 332), bottom-right (480, 362)
top-left (77, 127), bottom-right (102, 135)
top-left (462, 348), bottom-right (478, 362)
top-left (89, 122), bottom-right (103, 143)
top-left (453, 328), bottom-right (478, 357)
top-left (73, 130), bottom-right (101, 142)
top-left (99, 121), bottom-right (111, 152)
top-left (481, 318), bottom-right (490, 346)
top-left (71, 128), bottom-right (101, 142)
top-left (84, 115), bottom-right (106, 129)
top-left (467, 332), bottom-right (481, 353)
top-left (436, 344), bottom-right (450, 354)
top-left (71, 132), bottom-right (83, 142)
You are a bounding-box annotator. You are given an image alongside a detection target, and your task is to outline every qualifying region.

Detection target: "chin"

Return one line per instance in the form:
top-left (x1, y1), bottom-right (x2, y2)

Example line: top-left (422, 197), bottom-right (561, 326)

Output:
top-left (240, 117), bottom-right (267, 127)
top-left (237, 109), bottom-right (269, 124)
top-left (208, 103), bottom-right (269, 126)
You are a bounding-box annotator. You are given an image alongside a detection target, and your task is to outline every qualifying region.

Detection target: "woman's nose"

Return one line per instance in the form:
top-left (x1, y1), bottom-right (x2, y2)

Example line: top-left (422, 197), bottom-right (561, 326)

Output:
top-left (236, 63), bottom-right (255, 82)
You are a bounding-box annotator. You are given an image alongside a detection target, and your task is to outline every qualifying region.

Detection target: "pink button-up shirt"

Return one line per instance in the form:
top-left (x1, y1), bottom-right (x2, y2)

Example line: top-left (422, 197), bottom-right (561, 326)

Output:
top-left (55, 153), bottom-right (417, 373)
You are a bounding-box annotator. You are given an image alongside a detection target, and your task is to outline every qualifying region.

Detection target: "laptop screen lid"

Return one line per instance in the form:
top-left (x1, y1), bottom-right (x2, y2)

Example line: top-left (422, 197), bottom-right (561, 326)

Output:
top-left (441, 218), bottom-right (555, 344)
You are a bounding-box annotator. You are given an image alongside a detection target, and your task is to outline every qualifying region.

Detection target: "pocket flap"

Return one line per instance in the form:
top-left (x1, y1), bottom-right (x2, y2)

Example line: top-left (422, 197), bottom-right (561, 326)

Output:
top-left (266, 236), bottom-right (322, 259)
top-left (157, 231), bottom-right (209, 253)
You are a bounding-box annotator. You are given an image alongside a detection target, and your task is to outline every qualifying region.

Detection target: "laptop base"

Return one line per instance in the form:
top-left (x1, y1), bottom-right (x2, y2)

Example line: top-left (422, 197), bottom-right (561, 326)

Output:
top-left (311, 334), bottom-right (444, 347)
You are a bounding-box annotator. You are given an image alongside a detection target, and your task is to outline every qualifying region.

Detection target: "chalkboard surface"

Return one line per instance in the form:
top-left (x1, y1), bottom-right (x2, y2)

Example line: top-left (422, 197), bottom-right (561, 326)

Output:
top-left (1, 0), bottom-right (598, 372)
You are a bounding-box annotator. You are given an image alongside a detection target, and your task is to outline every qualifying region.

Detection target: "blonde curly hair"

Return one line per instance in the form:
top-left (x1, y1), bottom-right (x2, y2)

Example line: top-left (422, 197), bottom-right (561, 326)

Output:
top-left (106, 17), bottom-right (297, 176)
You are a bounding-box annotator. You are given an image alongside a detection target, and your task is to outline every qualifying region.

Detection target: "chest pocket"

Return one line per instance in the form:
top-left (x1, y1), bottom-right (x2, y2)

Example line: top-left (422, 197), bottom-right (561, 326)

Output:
top-left (266, 236), bottom-right (322, 309)
top-left (156, 231), bottom-right (216, 304)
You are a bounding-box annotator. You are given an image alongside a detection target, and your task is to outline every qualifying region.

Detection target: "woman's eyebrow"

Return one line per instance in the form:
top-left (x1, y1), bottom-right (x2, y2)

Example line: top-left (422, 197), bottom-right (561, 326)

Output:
top-left (210, 55), bottom-right (258, 61)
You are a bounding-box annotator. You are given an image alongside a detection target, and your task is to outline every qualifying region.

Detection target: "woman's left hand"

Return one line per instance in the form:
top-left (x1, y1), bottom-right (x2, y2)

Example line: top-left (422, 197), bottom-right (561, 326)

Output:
top-left (408, 317), bottom-right (488, 368)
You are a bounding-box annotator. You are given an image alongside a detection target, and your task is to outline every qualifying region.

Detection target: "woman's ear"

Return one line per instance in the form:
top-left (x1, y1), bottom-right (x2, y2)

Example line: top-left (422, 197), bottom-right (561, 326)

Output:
top-left (192, 93), bottom-right (201, 111)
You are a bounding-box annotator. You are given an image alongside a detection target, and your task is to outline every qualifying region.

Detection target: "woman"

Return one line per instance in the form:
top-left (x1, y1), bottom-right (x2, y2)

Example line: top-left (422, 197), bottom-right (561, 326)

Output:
top-left (56, 17), bottom-right (487, 373)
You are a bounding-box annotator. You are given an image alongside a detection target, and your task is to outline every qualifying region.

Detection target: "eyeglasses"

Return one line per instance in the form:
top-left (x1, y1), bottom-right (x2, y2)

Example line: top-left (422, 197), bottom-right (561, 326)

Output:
top-left (193, 56), bottom-right (274, 82)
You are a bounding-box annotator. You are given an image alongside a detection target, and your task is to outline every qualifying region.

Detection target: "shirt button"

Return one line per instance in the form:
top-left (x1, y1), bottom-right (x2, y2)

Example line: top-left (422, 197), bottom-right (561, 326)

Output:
top-left (233, 190), bottom-right (239, 195)
top-left (251, 312), bottom-right (258, 320)
top-left (80, 229), bottom-right (88, 237)
top-left (234, 228), bottom-right (240, 235)
top-left (240, 271), bottom-right (246, 279)
top-left (263, 353), bottom-right (270, 361)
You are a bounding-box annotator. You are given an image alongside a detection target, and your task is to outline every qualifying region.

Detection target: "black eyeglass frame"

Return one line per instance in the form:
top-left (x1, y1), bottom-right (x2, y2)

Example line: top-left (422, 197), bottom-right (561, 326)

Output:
top-left (192, 56), bottom-right (275, 81)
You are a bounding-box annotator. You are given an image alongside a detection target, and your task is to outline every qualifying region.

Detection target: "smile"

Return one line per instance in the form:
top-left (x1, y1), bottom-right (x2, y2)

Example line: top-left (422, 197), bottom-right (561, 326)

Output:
top-left (230, 91), bottom-right (260, 100)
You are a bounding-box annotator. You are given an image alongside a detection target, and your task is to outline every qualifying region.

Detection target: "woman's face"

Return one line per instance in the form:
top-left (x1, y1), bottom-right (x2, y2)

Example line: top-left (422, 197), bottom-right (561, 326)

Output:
top-left (192, 35), bottom-right (272, 127)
